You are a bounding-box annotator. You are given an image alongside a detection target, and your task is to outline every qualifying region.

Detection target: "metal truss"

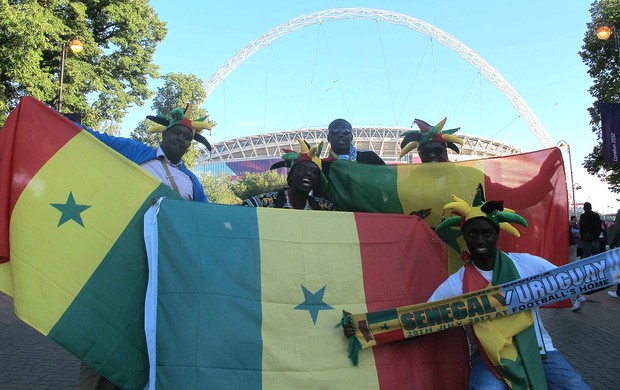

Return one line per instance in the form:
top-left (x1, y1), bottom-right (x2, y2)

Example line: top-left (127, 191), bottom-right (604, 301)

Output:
top-left (204, 8), bottom-right (553, 148)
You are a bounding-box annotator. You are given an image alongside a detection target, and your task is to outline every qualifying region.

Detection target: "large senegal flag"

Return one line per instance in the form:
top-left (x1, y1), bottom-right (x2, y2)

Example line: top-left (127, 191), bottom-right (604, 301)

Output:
top-left (0, 97), bottom-right (177, 389)
top-left (144, 199), bottom-right (470, 389)
top-left (327, 151), bottom-right (568, 275)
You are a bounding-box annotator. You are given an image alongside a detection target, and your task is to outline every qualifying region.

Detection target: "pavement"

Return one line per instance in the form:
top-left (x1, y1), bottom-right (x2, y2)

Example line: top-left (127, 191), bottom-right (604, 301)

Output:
top-left (1, 288), bottom-right (619, 390)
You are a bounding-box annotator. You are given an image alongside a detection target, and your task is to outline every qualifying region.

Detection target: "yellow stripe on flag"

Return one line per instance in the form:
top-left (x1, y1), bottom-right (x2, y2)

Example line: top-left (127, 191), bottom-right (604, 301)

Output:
top-left (257, 208), bottom-right (380, 389)
top-left (10, 131), bottom-right (161, 335)
top-left (397, 161), bottom-right (485, 274)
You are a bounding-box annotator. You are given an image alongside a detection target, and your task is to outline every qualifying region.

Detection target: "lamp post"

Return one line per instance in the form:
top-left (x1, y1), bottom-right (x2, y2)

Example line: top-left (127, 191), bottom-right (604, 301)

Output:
top-left (557, 140), bottom-right (577, 218)
top-left (596, 25), bottom-right (620, 59)
top-left (58, 38), bottom-right (84, 112)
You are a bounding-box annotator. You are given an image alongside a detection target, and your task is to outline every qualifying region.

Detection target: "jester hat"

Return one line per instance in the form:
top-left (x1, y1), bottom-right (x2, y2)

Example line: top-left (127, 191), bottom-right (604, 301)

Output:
top-left (146, 104), bottom-right (214, 151)
top-left (399, 117), bottom-right (463, 158)
top-left (270, 139), bottom-right (328, 189)
top-left (435, 184), bottom-right (528, 245)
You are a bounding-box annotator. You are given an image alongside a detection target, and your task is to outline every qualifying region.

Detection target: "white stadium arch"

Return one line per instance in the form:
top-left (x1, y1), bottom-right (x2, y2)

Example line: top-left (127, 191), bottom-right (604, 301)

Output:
top-left (204, 7), bottom-right (553, 148)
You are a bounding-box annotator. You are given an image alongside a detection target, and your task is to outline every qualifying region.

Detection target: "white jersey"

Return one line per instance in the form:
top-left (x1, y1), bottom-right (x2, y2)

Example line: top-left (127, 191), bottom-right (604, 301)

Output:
top-left (429, 252), bottom-right (557, 353)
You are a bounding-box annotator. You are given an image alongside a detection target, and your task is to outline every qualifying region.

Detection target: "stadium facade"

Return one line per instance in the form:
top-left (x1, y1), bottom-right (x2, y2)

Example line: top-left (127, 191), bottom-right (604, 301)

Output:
top-left (193, 126), bottom-right (523, 179)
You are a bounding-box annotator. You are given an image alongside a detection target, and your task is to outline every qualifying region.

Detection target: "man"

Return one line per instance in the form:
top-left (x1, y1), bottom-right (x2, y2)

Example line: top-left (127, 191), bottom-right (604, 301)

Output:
top-left (431, 184), bottom-right (588, 389)
top-left (242, 139), bottom-right (335, 210)
top-left (608, 208), bottom-right (620, 299)
top-left (82, 106), bottom-right (210, 202)
top-left (326, 118), bottom-right (385, 165)
top-left (399, 117), bottom-right (463, 163)
top-left (79, 106), bottom-right (211, 389)
top-left (573, 202), bottom-right (602, 311)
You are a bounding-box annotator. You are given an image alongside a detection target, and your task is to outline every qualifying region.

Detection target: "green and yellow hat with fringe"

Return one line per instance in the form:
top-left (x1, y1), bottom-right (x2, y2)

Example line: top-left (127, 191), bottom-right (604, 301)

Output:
top-left (146, 104), bottom-right (214, 150)
top-left (435, 183), bottom-right (528, 245)
top-left (399, 117), bottom-right (463, 158)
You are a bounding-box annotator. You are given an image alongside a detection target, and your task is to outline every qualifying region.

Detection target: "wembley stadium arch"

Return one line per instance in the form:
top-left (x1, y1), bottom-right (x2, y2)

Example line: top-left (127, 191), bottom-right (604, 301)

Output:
top-left (195, 8), bottom-right (546, 178)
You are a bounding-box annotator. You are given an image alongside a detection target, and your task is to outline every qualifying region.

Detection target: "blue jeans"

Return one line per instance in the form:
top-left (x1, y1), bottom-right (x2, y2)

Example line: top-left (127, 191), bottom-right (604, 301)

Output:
top-left (582, 239), bottom-right (600, 258)
top-left (469, 350), bottom-right (589, 389)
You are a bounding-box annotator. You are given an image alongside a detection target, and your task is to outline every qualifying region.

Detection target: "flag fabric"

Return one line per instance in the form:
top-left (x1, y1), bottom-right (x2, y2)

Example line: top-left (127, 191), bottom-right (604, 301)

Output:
top-left (143, 199), bottom-right (470, 389)
top-left (601, 102), bottom-right (620, 164)
top-left (0, 97), bottom-right (178, 389)
top-left (326, 150), bottom-right (568, 275)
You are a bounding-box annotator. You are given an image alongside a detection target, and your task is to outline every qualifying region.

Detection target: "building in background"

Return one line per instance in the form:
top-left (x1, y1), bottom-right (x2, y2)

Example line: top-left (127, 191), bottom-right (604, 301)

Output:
top-left (193, 126), bottom-right (522, 179)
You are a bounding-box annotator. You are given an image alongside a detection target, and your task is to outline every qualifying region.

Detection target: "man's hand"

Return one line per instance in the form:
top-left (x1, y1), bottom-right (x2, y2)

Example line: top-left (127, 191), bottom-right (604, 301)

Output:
top-left (341, 310), bottom-right (355, 338)
top-left (409, 208), bottom-right (432, 219)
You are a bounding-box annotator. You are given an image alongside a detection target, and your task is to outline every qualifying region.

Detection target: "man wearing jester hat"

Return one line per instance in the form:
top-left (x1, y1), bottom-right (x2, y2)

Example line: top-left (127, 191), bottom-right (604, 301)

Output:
top-left (80, 105), bottom-right (211, 202)
top-left (399, 117), bottom-right (463, 163)
top-left (430, 184), bottom-right (587, 389)
top-left (241, 140), bottom-right (335, 210)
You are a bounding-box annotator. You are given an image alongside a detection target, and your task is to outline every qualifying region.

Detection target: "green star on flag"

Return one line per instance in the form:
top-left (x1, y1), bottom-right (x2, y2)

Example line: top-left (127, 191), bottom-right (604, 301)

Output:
top-left (294, 285), bottom-right (333, 325)
top-left (50, 192), bottom-right (91, 227)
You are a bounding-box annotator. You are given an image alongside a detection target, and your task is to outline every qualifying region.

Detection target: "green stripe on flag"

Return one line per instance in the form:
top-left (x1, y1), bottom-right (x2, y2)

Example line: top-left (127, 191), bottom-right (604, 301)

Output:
top-left (327, 161), bottom-right (402, 213)
top-left (48, 185), bottom-right (176, 390)
top-left (154, 201), bottom-right (263, 389)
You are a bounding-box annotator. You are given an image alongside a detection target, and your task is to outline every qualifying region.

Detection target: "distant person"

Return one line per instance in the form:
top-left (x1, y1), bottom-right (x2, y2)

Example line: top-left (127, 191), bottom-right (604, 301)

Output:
top-left (608, 209), bottom-right (620, 299)
top-left (570, 215), bottom-right (582, 258)
top-left (399, 117), bottom-right (463, 163)
top-left (569, 217), bottom-right (577, 262)
top-left (573, 202), bottom-right (602, 311)
top-left (579, 202), bottom-right (602, 258)
top-left (242, 140), bottom-right (335, 210)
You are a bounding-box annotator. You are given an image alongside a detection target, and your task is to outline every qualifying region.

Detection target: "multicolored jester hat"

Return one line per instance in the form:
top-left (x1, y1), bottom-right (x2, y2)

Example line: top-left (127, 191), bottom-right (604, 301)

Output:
top-left (399, 117), bottom-right (463, 157)
top-left (146, 104), bottom-right (214, 151)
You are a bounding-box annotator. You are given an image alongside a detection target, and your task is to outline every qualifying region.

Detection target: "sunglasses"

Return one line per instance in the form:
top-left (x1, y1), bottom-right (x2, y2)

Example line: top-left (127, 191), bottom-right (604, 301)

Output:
top-left (329, 127), bottom-right (352, 135)
top-left (419, 146), bottom-right (447, 156)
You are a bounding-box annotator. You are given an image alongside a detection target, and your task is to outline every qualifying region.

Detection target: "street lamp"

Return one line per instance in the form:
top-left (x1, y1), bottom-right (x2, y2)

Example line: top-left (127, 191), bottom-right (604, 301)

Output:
top-left (557, 140), bottom-right (577, 218)
top-left (596, 25), bottom-right (620, 59)
top-left (58, 38), bottom-right (84, 113)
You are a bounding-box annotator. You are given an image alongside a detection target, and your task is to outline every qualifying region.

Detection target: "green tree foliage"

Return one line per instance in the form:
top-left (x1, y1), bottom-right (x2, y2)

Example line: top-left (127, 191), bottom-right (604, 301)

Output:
top-left (580, 0), bottom-right (620, 192)
top-left (0, 0), bottom-right (166, 127)
top-left (129, 72), bottom-right (217, 168)
top-left (200, 173), bottom-right (241, 205)
top-left (232, 171), bottom-right (288, 201)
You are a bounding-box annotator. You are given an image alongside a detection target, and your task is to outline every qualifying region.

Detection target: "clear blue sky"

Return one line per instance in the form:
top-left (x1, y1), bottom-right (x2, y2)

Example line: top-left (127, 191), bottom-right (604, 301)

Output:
top-left (121, 0), bottom-right (619, 214)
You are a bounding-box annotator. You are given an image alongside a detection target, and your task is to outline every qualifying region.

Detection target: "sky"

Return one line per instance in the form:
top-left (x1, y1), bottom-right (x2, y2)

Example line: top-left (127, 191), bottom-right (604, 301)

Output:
top-left (120, 0), bottom-right (620, 215)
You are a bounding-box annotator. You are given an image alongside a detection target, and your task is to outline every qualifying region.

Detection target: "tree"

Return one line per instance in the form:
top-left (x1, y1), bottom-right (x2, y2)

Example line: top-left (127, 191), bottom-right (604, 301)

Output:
top-left (232, 171), bottom-right (288, 201)
top-left (0, 0), bottom-right (167, 128)
top-left (580, 0), bottom-right (620, 192)
top-left (129, 72), bottom-right (216, 168)
top-left (200, 173), bottom-right (241, 205)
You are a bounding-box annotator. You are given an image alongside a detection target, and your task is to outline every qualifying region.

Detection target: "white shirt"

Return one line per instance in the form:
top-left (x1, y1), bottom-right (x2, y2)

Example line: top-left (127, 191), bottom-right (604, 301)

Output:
top-left (140, 146), bottom-right (193, 200)
top-left (429, 252), bottom-right (556, 353)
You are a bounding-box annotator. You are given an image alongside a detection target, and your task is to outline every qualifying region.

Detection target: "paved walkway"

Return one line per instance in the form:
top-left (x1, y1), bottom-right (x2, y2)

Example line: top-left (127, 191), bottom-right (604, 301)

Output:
top-left (1, 289), bottom-right (619, 389)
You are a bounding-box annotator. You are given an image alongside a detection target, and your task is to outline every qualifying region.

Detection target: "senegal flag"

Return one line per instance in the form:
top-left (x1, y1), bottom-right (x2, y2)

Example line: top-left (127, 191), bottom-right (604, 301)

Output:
top-left (327, 150), bottom-right (568, 275)
top-left (0, 97), bottom-right (177, 389)
top-left (144, 200), bottom-right (470, 389)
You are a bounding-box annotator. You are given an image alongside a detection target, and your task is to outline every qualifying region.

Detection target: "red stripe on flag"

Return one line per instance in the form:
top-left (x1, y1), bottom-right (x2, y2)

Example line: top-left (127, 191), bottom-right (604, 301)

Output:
top-left (354, 212), bottom-right (469, 388)
top-left (484, 148), bottom-right (570, 308)
top-left (0, 97), bottom-right (79, 262)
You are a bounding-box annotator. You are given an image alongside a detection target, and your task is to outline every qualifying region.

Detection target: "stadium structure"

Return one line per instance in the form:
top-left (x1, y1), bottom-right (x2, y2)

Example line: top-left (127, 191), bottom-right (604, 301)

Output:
top-left (193, 127), bottom-right (523, 178)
